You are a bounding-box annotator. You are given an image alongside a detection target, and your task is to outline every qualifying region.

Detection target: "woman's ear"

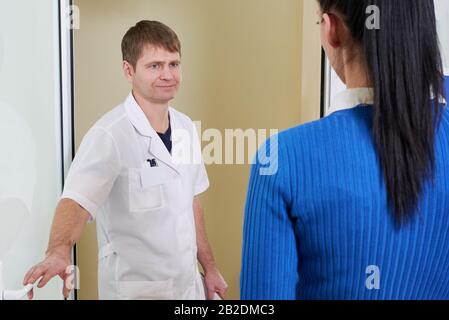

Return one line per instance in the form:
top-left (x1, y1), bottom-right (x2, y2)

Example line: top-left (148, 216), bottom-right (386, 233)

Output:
top-left (323, 13), bottom-right (342, 49)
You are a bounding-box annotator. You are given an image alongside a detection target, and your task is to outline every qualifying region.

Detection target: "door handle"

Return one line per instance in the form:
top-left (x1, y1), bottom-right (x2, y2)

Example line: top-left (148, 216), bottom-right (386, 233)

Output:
top-left (1, 284), bottom-right (34, 300)
top-left (0, 260), bottom-right (34, 300)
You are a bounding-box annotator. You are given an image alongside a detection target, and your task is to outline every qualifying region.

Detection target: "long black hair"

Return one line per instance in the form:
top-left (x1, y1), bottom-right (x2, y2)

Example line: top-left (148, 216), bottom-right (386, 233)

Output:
top-left (318, 0), bottom-right (446, 223)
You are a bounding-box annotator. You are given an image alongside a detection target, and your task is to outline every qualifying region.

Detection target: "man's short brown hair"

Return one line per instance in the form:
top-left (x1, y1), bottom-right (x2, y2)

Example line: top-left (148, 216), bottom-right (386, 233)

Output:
top-left (121, 20), bottom-right (181, 69)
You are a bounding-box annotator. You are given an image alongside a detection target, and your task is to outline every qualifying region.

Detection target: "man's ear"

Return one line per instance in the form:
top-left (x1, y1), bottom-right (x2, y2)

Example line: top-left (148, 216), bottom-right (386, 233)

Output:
top-left (122, 61), bottom-right (134, 83)
top-left (323, 13), bottom-right (342, 49)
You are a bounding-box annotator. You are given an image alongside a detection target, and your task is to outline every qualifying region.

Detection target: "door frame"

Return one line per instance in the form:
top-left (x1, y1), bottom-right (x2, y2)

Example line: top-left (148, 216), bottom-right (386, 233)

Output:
top-left (58, 0), bottom-right (76, 300)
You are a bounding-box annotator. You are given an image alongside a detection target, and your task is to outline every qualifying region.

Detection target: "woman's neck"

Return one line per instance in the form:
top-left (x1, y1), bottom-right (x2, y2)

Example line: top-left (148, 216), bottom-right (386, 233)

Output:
top-left (343, 51), bottom-right (373, 89)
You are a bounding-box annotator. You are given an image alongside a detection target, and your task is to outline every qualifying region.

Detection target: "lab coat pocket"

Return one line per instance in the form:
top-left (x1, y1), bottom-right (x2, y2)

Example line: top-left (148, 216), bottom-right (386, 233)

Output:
top-left (128, 168), bottom-right (165, 212)
top-left (118, 279), bottom-right (174, 300)
top-left (140, 166), bottom-right (173, 188)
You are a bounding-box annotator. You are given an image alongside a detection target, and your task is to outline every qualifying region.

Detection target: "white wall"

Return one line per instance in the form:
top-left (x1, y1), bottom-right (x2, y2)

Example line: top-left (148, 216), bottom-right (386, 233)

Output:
top-left (0, 0), bottom-right (64, 299)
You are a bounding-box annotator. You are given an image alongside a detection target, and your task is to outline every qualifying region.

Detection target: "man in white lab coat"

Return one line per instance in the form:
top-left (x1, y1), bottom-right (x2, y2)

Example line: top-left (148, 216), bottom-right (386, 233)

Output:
top-left (23, 20), bottom-right (228, 300)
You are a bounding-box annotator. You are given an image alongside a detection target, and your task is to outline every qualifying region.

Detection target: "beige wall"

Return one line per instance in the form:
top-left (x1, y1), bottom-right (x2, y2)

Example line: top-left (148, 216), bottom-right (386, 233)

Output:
top-left (74, 0), bottom-right (321, 300)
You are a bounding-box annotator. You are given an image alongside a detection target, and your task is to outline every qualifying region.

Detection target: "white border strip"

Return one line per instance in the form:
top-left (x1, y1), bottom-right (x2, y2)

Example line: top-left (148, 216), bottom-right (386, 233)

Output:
top-left (60, 0), bottom-right (74, 180)
top-left (323, 57), bottom-right (332, 117)
top-left (59, 0), bottom-right (75, 301)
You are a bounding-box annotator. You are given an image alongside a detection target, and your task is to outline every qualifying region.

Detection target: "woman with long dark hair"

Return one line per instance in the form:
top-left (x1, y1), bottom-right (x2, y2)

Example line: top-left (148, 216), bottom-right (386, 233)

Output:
top-left (241, 0), bottom-right (448, 299)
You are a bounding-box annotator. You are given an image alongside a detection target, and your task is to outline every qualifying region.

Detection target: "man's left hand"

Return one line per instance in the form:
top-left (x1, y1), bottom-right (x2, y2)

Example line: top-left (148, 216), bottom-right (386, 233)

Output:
top-left (204, 268), bottom-right (228, 300)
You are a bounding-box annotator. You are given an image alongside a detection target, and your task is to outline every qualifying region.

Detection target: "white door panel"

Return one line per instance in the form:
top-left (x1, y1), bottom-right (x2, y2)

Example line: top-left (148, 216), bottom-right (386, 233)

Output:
top-left (0, 0), bottom-right (73, 300)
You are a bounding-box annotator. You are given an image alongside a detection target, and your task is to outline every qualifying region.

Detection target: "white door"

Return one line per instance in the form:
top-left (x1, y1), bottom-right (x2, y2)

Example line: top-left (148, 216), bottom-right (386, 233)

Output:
top-left (322, 1), bottom-right (449, 116)
top-left (0, 0), bottom-right (74, 300)
top-left (435, 0), bottom-right (449, 75)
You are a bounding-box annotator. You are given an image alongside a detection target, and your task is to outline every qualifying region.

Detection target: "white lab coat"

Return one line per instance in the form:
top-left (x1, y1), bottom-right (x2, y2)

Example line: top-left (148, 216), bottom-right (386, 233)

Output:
top-left (61, 93), bottom-right (209, 300)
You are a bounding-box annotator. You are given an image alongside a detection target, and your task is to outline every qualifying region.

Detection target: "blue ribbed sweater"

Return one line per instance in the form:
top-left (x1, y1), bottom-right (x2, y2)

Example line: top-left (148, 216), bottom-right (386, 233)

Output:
top-left (241, 80), bottom-right (449, 300)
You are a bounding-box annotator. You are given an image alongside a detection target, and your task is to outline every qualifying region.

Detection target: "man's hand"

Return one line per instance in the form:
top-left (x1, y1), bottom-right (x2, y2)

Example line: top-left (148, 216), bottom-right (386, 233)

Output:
top-left (21, 199), bottom-right (90, 299)
top-left (204, 268), bottom-right (228, 300)
top-left (22, 245), bottom-right (72, 300)
top-left (193, 196), bottom-right (228, 299)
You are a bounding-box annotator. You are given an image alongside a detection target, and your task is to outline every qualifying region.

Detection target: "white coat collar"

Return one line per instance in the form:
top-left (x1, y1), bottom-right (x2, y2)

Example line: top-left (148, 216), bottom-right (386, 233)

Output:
top-left (125, 92), bottom-right (176, 138)
top-left (124, 92), bottom-right (180, 174)
top-left (328, 87), bottom-right (374, 115)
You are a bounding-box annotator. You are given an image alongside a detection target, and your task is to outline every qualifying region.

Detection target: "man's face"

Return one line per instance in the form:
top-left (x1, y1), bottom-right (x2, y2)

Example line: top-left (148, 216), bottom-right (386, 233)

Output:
top-left (125, 45), bottom-right (182, 105)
